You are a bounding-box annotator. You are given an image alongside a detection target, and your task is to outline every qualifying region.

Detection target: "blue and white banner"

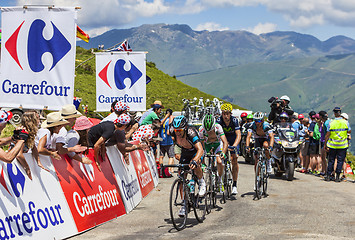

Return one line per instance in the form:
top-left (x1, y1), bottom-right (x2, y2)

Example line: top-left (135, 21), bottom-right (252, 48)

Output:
top-left (0, 7), bottom-right (77, 110)
top-left (95, 52), bottom-right (146, 111)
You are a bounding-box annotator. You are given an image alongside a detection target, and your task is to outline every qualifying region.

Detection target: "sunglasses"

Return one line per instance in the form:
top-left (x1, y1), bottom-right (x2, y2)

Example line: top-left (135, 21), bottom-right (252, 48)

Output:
top-left (255, 119), bottom-right (263, 123)
top-left (174, 128), bottom-right (184, 132)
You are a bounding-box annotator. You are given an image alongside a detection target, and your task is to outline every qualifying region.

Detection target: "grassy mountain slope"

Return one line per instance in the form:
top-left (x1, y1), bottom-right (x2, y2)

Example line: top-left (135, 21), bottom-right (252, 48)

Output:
top-left (74, 47), bottom-right (244, 116)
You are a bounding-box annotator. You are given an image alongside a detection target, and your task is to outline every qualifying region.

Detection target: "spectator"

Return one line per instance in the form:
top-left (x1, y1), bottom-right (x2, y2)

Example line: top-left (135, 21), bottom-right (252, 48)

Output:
top-left (14, 111), bottom-right (49, 179)
top-left (74, 116), bottom-right (94, 148)
top-left (141, 104), bottom-right (166, 125)
top-left (36, 112), bottom-right (69, 161)
top-left (340, 112), bottom-right (351, 180)
top-left (318, 111), bottom-right (329, 176)
top-left (102, 101), bottom-right (129, 122)
top-left (0, 110), bottom-right (29, 163)
top-left (125, 112), bottom-right (140, 140)
top-left (159, 108), bottom-right (175, 173)
top-left (300, 117), bottom-right (310, 173)
top-left (308, 114), bottom-right (321, 174)
top-left (55, 104), bottom-right (90, 164)
top-left (325, 107), bottom-right (350, 182)
top-left (139, 100), bottom-right (164, 125)
top-left (89, 114), bottom-right (144, 168)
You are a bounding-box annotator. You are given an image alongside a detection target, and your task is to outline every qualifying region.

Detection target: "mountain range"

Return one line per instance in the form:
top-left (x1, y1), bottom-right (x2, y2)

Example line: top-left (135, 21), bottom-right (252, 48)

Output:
top-left (78, 23), bottom-right (355, 76)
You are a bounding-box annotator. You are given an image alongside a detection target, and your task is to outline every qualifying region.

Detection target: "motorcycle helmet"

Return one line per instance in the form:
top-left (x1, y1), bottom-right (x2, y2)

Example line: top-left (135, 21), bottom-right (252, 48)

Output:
top-left (280, 95), bottom-right (290, 102)
top-left (220, 103), bottom-right (233, 112)
top-left (202, 114), bottom-right (215, 131)
top-left (172, 115), bottom-right (188, 129)
top-left (246, 114), bottom-right (253, 119)
top-left (280, 112), bottom-right (289, 119)
top-left (240, 112), bottom-right (248, 118)
top-left (253, 112), bottom-right (264, 121)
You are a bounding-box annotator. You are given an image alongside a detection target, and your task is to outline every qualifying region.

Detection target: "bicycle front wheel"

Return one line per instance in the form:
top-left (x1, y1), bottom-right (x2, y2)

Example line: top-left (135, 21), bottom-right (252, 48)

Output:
top-left (255, 162), bottom-right (262, 200)
top-left (262, 164), bottom-right (268, 196)
top-left (170, 178), bottom-right (188, 231)
top-left (193, 185), bottom-right (207, 222)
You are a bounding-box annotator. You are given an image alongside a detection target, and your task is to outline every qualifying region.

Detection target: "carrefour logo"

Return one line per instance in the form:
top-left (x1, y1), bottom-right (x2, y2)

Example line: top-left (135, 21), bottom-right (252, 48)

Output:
top-left (0, 164), bottom-right (26, 197)
top-left (98, 59), bottom-right (142, 90)
top-left (5, 19), bottom-right (71, 72)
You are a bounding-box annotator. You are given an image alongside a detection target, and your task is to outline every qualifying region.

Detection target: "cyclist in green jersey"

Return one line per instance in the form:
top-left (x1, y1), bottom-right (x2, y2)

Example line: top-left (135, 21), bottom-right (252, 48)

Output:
top-left (199, 114), bottom-right (228, 192)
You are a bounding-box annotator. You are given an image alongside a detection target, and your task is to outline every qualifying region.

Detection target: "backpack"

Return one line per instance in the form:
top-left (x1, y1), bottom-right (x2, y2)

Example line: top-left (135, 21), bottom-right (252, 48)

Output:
top-left (157, 162), bottom-right (172, 178)
top-left (313, 123), bottom-right (321, 140)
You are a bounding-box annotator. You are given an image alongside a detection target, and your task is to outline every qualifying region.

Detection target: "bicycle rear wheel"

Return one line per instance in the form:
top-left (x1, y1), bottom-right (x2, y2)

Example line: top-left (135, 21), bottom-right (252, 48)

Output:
top-left (255, 162), bottom-right (262, 200)
top-left (205, 171), bottom-right (213, 214)
top-left (170, 178), bottom-right (188, 231)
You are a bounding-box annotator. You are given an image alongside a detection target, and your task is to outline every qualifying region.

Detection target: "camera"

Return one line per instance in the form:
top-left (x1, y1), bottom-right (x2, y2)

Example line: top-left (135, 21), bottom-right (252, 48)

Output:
top-left (268, 96), bottom-right (282, 108)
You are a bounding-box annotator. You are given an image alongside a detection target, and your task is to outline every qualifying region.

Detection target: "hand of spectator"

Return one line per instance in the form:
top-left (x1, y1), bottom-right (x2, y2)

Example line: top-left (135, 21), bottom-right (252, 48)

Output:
top-left (81, 156), bottom-right (92, 164)
top-left (124, 153), bottom-right (130, 165)
top-left (138, 142), bottom-right (149, 151)
top-left (12, 129), bottom-right (29, 142)
top-left (51, 151), bottom-right (62, 161)
top-left (95, 159), bottom-right (102, 172)
top-left (71, 144), bottom-right (87, 153)
top-left (37, 161), bottom-right (50, 172)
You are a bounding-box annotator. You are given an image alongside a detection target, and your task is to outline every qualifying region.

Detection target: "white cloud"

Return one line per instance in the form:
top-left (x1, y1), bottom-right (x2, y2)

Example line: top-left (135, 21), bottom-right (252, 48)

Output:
top-left (195, 22), bottom-right (229, 31)
top-left (247, 22), bottom-right (277, 35)
top-left (14, 0), bottom-right (355, 32)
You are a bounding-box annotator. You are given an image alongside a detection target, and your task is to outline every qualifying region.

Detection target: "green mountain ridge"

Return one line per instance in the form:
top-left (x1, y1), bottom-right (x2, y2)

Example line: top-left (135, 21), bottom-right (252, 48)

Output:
top-left (74, 47), bottom-right (243, 117)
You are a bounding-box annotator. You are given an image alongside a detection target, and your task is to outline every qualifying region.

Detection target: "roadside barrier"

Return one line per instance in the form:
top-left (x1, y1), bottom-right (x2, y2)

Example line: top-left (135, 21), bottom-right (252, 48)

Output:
top-left (0, 145), bottom-right (159, 239)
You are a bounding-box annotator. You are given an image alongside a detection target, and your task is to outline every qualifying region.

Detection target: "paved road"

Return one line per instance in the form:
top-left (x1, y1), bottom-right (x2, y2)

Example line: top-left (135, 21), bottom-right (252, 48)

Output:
top-left (69, 158), bottom-right (355, 240)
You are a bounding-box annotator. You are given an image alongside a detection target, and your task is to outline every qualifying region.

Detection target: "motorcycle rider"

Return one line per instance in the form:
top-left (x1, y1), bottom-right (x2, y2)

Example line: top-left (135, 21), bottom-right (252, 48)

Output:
top-left (268, 95), bottom-right (294, 124)
top-left (216, 103), bottom-right (241, 195)
top-left (246, 112), bottom-right (274, 173)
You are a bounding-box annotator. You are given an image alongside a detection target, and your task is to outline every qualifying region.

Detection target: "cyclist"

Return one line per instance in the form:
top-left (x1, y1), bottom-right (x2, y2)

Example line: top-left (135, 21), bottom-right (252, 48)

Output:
top-left (198, 114), bottom-right (228, 193)
top-left (240, 112), bottom-right (248, 128)
top-left (169, 116), bottom-right (206, 216)
top-left (246, 112), bottom-right (274, 173)
top-left (216, 103), bottom-right (241, 195)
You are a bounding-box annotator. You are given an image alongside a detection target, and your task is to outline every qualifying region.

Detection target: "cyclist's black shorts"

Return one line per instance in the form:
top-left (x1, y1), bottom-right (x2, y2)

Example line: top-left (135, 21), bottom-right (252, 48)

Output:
top-left (180, 149), bottom-right (197, 170)
top-left (255, 138), bottom-right (269, 148)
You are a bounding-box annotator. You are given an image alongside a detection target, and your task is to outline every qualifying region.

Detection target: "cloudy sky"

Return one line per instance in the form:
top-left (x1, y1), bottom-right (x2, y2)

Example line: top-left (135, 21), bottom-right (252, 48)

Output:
top-left (2, 0), bottom-right (355, 40)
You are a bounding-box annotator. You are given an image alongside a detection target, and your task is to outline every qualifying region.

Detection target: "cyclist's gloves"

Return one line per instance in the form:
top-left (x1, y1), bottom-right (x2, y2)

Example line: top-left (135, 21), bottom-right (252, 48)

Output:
top-left (268, 146), bottom-right (273, 151)
top-left (220, 152), bottom-right (226, 159)
top-left (190, 160), bottom-right (198, 167)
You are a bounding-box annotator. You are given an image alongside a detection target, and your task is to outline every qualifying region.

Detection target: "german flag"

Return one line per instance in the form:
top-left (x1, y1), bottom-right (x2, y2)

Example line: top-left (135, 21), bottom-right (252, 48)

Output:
top-left (76, 26), bottom-right (89, 43)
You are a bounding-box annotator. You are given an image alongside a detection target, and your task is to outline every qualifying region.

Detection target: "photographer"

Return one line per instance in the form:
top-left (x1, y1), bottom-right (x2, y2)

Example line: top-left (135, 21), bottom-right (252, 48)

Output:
top-left (268, 95), bottom-right (294, 123)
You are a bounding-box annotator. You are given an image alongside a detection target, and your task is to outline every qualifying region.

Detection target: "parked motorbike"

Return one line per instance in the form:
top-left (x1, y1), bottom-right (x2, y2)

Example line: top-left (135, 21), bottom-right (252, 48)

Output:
top-left (272, 122), bottom-right (303, 181)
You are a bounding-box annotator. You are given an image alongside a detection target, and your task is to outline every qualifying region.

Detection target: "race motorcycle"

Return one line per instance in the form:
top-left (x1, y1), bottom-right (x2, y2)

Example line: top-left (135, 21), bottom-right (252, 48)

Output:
top-left (272, 122), bottom-right (303, 181)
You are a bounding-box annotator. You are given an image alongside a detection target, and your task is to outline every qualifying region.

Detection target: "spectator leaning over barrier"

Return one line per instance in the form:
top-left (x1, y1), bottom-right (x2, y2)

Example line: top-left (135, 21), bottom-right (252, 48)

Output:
top-left (106, 114), bottom-right (148, 164)
top-left (74, 116), bottom-right (94, 148)
top-left (102, 101), bottom-right (129, 122)
top-left (36, 112), bottom-right (69, 161)
top-left (325, 107), bottom-right (351, 182)
top-left (56, 104), bottom-right (91, 164)
top-left (13, 111), bottom-right (49, 180)
top-left (125, 112), bottom-right (140, 140)
top-left (0, 110), bottom-right (29, 163)
top-left (139, 100), bottom-right (163, 125)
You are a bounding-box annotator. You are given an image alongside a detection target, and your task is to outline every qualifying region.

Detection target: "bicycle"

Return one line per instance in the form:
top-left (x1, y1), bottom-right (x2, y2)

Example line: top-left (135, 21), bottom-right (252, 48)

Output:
top-left (254, 147), bottom-right (269, 200)
top-left (204, 151), bottom-right (220, 211)
top-left (221, 146), bottom-right (234, 200)
top-left (166, 163), bottom-right (207, 231)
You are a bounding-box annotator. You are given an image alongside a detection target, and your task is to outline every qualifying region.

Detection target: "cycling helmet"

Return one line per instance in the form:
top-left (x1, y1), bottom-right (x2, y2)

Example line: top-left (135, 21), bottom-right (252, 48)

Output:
top-left (221, 103), bottom-right (233, 112)
top-left (240, 112), bottom-right (248, 118)
top-left (280, 95), bottom-right (290, 102)
top-left (253, 112), bottom-right (264, 121)
top-left (280, 112), bottom-right (289, 118)
top-left (298, 114), bottom-right (304, 120)
top-left (202, 114), bottom-right (215, 131)
top-left (246, 114), bottom-right (253, 119)
top-left (172, 115), bottom-right (188, 129)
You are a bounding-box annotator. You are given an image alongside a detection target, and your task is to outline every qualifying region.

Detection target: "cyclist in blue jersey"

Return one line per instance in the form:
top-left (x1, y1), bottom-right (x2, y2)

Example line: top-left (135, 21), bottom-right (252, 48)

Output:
top-left (169, 116), bottom-right (206, 217)
top-left (246, 112), bottom-right (274, 173)
top-left (216, 103), bottom-right (241, 195)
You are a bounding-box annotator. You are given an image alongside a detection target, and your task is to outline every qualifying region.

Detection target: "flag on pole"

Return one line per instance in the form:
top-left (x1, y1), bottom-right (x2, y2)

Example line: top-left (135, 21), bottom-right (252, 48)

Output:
top-left (112, 39), bottom-right (132, 52)
top-left (76, 26), bottom-right (89, 43)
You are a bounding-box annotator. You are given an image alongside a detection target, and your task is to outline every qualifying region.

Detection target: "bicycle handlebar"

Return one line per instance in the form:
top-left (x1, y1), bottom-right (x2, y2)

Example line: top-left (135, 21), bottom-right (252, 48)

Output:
top-left (164, 164), bottom-right (190, 168)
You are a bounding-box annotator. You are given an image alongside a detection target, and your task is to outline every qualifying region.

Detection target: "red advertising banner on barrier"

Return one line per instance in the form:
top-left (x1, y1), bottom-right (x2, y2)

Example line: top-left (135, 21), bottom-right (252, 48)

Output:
top-left (52, 150), bottom-right (126, 232)
top-left (130, 150), bottom-right (154, 198)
